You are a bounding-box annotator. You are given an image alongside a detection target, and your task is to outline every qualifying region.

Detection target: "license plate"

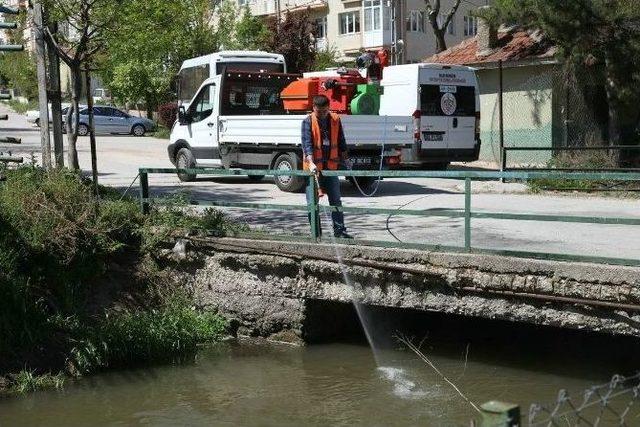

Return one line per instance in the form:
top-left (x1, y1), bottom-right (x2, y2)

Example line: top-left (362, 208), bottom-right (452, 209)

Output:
top-left (352, 157), bottom-right (372, 165)
top-left (423, 132), bottom-right (444, 141)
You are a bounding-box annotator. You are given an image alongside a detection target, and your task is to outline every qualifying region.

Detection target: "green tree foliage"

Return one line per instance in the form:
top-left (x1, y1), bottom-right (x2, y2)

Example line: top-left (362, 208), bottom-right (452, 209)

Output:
top-left (491, 0), bottom-right (640, 147)
top-left (234, 6), bottom-right (271, 50)
top-left (0, 13), bottom-right (37, 100)
top-left (311, 46), bottom-right (343, 71)
top-left (100, 0), bottom-right (217, 114)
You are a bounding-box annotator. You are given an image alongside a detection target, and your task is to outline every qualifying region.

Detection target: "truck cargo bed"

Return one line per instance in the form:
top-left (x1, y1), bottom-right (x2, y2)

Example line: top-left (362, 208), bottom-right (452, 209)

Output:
top-left (218, 115), bottom-right (413, 148)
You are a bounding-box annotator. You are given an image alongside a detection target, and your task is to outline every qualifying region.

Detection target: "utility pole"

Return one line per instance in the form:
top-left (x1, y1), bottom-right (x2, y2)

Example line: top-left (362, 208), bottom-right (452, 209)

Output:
top-left (46, 20), bottom-right (64, 168)
top-left (32, 0), bottom-right (52, 170)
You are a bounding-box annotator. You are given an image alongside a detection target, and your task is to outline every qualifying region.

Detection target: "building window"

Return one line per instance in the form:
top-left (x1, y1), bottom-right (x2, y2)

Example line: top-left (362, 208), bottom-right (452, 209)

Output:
top-left (464, 15), bottom-right (478, 37)
top-left (315, 16), bottom-right (327, 39)
top-left (437, 14), bottom-right (455, 35)
top-left (406, 10), bottom-right (425, 33)
top-left (339, 11), bottom-right (360, 35)
top-left (364, 0), bottom-right (382, 32)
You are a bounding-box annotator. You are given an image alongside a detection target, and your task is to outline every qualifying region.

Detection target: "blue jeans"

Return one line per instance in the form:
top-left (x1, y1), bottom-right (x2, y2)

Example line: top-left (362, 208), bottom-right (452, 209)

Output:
top-left (306, 175), bottom-right (346, 235)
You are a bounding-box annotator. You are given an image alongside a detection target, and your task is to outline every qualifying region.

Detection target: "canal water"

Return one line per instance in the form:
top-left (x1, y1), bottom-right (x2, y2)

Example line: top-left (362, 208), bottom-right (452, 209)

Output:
top-left (1, 310), bottom-right (638, 426)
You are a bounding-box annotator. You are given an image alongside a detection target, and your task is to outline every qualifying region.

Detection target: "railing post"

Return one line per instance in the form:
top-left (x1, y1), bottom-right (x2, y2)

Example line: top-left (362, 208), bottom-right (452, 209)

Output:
top-left (139, 170), bottom-right (149, 214)
top-left (464, 178), bottom-right (471, 251)
top-left (479, 401), bottom-right (520, 427)
top-left (500, 147), bottom-right (507, 183)
top-left (306, 175), bottom-right (321, 240)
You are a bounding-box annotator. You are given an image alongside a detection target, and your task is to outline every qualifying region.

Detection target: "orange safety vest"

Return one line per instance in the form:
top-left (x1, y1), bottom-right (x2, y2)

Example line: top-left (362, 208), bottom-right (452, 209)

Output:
top-left (304, 113), bottom-right (341, 171)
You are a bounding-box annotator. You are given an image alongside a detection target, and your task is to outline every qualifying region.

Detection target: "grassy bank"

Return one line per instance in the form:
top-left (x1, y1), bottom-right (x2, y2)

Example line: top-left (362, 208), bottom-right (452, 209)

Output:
top-left (0, 166), bottom-right (239, 395)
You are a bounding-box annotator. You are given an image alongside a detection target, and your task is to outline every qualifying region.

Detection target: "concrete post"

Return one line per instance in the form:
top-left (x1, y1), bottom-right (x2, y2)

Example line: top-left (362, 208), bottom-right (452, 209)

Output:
top-left (480, 401), bottom-right (520, 427)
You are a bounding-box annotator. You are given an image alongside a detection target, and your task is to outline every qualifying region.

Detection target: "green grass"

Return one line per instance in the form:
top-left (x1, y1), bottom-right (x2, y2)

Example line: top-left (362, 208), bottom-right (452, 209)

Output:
top-left (151, 125), bottom-right (171, 139)
top-left (4, 371), bottom-right (65, 395)
top-left (0, 166), bottom-right (237, 392)
top-left (1, 99), bottom-right (37, 115)
top-left (71, 304), bottom-right (227, 374)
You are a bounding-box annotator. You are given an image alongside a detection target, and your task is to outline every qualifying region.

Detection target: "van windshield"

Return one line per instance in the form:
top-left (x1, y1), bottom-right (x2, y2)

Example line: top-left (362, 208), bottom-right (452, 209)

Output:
top-left (420, 85), bottom-right (476, 117)
top-left (178, 64), bottom-right (210, 104)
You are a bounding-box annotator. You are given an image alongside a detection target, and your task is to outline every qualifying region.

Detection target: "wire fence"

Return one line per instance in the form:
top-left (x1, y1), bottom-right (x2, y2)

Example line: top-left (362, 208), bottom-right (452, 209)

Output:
top-left (528, 373), bottom-right (640, 426)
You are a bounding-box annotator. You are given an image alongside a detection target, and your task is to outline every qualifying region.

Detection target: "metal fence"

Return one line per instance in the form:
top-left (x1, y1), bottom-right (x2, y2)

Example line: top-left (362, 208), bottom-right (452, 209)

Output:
top-left (472, 373), bottom-right (640, 426)
top-left (138, 167), bottom-right (640, 267)
top-left (528, 373), bottom-right (640, 427)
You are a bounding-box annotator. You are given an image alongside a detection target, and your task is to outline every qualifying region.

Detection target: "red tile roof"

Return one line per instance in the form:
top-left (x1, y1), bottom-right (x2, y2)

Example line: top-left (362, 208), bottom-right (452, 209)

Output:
top-left (424, 28), bottom-right (557, 67)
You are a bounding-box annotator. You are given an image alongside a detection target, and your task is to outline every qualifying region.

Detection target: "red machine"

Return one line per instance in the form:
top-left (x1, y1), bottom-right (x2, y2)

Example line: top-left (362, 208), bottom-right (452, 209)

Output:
top-left (280, 69), bottom-right (367, 114)
top-left (280, 49), bottom-right (389, 114)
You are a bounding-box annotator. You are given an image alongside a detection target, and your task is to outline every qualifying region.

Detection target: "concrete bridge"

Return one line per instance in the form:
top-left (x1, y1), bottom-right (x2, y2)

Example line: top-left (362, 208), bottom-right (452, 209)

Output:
top-left (166, 236), bottom-right (640, 344)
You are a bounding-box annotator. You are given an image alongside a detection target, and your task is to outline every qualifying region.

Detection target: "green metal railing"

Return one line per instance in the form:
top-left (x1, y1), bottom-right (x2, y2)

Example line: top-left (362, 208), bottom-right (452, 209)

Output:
top-left (138, 167), bottom-right (640, 267)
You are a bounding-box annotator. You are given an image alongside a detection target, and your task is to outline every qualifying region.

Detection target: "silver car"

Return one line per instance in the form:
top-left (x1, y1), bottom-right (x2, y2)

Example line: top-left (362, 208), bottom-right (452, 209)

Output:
top-left (74, 106), bottom-right (156, 137)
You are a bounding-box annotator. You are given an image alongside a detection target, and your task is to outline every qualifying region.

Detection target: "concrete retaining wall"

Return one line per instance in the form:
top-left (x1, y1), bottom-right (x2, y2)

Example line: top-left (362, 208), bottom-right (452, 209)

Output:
top-left (168, 237), bottom-right (640, 343)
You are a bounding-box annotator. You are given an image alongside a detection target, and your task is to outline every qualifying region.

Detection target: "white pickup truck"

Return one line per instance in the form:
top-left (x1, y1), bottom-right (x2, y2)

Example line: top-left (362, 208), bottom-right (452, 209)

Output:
top-left (168, 71), bottom-right (414, 192)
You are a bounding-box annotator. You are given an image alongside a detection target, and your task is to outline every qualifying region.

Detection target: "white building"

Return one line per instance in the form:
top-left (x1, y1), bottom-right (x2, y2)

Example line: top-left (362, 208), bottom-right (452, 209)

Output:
top-left (245, 0), bottom-right (490, 63)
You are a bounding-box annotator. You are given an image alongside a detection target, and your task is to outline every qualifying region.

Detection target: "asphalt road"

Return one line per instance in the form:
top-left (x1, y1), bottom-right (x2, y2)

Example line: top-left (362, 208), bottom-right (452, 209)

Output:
top-left (2, 103), bottom-right (639, 261)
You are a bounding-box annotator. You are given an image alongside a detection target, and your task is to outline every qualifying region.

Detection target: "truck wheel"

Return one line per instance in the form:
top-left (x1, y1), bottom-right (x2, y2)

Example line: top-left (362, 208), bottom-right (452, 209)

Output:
top-left (176, 148), bottom-right (197, 182)
top-left (248, 175), bottom-right (265, 182)
top-left (273, 153), bottom-right (305, 193)
top-left (35, 118), bottom-right (40, 127)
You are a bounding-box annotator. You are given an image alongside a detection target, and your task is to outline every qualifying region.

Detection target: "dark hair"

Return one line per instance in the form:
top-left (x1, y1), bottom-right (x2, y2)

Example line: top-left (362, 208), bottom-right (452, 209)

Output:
top-left (313, 95), bottom-right (330, 108)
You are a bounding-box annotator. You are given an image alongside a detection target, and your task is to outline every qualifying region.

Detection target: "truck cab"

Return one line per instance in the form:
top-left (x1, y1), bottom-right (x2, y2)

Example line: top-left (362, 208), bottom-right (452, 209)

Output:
top-left (177, 51), bottom-right (287, 109)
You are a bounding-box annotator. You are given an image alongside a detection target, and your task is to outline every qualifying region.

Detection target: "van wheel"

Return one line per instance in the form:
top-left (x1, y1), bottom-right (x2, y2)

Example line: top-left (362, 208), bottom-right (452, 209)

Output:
top-left (273, 153), bottom-right (305, 193)
top-left (176, 148), bottom-right (197, 182)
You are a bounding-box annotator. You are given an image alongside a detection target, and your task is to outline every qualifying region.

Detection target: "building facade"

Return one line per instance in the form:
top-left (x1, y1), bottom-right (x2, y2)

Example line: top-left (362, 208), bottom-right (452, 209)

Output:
top-left (245, 0), bottom-right (490, 63)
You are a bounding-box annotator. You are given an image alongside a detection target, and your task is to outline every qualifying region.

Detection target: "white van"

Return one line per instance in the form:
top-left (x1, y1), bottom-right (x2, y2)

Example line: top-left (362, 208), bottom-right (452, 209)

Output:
top-left (380, 64), bottom-right (481, 168)
top-left (177, 51), bottom-right (287, 108)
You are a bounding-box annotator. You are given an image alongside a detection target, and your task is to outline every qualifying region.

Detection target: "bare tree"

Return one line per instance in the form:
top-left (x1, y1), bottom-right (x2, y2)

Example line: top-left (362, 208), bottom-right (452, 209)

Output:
top-left (425, 0), bottom-right (463, 53)
top-left (40, 0), bottom-right (114, 170)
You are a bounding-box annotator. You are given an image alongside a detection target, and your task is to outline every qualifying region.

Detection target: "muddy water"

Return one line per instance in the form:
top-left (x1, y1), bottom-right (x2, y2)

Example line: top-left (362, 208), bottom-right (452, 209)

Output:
top-left (1, 320), bottom-right (637, 427)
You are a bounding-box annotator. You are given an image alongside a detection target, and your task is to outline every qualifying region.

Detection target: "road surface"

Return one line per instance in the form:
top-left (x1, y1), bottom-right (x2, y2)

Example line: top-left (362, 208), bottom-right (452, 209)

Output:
top-left (2, 103), bottom-right (639, 261)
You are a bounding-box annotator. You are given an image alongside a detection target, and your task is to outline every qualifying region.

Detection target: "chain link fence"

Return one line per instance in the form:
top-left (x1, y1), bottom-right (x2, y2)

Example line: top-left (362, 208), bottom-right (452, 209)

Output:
top-left (528, 373), bottom-right (640, 426)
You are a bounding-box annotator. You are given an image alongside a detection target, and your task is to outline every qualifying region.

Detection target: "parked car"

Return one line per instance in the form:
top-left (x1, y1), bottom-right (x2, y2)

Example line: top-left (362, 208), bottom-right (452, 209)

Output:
top-left (63, 106), bottom-right (156, 136)
top-left (26, 103), bottom-right (72, 126)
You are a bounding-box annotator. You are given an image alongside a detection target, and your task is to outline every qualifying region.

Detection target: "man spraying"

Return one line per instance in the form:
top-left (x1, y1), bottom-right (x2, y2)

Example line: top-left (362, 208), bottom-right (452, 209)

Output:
top-left (301, 95), bottom-right (353, 239)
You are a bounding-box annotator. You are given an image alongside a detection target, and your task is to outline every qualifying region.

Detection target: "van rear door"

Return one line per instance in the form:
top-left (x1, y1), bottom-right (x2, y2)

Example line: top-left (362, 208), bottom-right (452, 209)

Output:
top-left (418, 68), bottom-right (478, 160)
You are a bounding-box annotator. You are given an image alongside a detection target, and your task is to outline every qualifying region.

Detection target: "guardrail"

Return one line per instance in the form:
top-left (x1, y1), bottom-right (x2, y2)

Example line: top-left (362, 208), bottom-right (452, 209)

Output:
top-left (138, 167), bottom-right (640, 267)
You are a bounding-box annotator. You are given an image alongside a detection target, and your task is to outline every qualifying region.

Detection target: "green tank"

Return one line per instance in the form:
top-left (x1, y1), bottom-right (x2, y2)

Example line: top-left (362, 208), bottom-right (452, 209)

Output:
top-left (350, 84), bottom-right (382, 115)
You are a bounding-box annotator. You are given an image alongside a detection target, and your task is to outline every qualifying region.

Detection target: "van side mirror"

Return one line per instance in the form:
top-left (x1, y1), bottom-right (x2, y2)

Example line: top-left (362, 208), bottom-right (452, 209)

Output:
top-left (178, 105), bottom-right (189, 125)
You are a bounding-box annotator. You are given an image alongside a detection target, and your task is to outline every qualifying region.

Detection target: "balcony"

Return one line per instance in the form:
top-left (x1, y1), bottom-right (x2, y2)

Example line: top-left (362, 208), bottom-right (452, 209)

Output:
top-left (252, 0), bottom-right (328, 17)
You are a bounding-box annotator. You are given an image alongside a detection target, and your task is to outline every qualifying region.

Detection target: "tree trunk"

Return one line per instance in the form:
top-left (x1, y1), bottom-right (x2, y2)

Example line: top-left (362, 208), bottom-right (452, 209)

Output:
top-left (66, 65), bottom-right (82, 170)
top-left (85, 70), bottom-right (99, 196)
top-left (434, 28), bottom-right (447, 53)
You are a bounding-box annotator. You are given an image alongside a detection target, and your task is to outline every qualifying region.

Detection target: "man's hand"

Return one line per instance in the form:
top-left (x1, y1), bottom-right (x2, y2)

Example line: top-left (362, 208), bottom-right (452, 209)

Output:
top-left (305, 155), bottom-right (318, 174)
